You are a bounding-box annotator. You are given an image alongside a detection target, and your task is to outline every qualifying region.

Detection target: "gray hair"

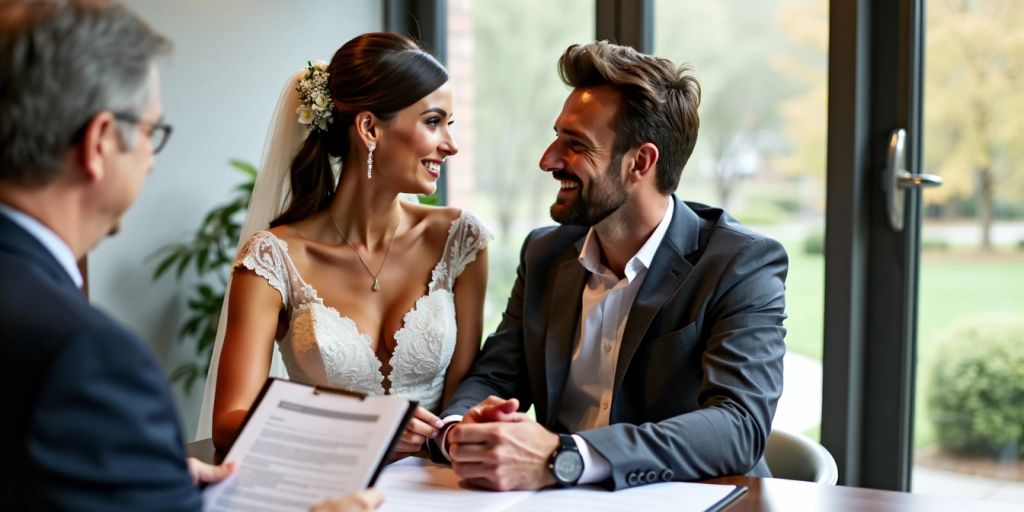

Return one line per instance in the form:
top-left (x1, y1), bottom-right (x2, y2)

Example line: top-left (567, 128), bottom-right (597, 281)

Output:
top-left (0, 0), bottom-right (171, 186)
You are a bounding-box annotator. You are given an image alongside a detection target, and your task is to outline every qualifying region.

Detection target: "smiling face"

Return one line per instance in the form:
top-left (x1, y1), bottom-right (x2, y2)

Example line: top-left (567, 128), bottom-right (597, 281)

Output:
top-left (373, 82), bottom-right (458, 195)
top-left (539, 85), bottom-right (628, 226)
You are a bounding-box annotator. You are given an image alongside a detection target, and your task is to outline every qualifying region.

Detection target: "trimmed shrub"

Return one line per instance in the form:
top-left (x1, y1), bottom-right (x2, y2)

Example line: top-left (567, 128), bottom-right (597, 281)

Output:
top-left (803, 232), bottom-right (824, 255)
top-left (927, 314), bottom-right (1024, 457)
top-left (920, 238), bottom-right (951, 251)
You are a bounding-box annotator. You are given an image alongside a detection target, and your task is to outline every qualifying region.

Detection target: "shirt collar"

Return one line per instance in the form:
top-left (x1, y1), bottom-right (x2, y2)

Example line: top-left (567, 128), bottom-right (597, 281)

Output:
top-left (0, 202), bottom-right (84, 288)
top-left (578, 198), bottom-right (674, 283)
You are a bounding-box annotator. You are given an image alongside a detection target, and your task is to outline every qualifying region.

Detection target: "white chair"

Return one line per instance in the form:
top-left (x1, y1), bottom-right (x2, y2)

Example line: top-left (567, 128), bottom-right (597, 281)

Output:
top-left (764, 429), bottom-right (839, 485)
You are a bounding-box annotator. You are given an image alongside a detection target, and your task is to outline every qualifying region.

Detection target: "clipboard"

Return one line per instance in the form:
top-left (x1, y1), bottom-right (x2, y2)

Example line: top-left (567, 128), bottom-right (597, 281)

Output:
top-left (203, 378), bottom-right (416, 510)
top-left (227, 377), bottom-right (415, 486)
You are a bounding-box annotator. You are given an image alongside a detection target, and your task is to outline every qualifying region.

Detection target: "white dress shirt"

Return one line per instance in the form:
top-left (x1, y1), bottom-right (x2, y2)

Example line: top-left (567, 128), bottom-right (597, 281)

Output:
top-left (0, 202), bottom-right (83, 288)
top-left (559, 198), bottom-right (674, 483)
top-left (442, 199), bottom-right (674, 485)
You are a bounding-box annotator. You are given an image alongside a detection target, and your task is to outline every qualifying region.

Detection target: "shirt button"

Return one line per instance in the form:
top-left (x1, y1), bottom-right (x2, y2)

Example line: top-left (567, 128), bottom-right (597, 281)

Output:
top-left (601, 400), bottom-right (610, 410)
top-left (603, 343), bottom-right (613, 353)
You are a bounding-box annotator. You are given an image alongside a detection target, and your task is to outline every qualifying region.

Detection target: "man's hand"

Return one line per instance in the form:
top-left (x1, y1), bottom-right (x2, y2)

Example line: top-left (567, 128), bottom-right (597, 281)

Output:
top-left (309, 490), bottom-right (383, 512)
top-left (448, 415), bottom-right (560, 491)
top-left (186, 457), bottom-right (235, 485)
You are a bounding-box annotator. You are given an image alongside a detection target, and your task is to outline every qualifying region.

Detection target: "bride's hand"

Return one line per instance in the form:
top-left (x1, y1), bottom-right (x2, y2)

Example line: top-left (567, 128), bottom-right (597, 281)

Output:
top-left (393, 406), bottom-right (443, 454)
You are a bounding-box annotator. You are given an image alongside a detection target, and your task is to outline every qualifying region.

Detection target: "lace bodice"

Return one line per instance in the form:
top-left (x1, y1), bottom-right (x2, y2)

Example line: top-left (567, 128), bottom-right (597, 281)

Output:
top-left (234, 210), bottom-right (492, 411)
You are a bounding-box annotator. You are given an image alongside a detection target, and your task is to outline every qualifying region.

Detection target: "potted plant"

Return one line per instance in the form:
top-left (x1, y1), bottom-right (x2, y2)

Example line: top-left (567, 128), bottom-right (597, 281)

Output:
top-left (149, 159), bottom-right (256, 393)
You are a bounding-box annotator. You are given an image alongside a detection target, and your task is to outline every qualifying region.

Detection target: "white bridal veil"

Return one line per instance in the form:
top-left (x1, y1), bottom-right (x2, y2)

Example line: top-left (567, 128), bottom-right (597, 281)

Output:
top-left (195, 70), bottom-right (310, 440)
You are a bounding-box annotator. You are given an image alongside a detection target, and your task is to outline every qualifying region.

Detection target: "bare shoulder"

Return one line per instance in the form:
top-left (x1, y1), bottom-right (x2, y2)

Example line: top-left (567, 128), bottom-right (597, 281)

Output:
top-left (401, 201), bottom-right (462, 240)
top-left (265, 220), bottom-right (313, 267)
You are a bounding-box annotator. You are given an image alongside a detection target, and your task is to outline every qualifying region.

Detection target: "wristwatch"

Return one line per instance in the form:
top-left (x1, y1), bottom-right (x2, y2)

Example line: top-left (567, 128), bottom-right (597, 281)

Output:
top-left (549, 434), bottom-right (584, 487)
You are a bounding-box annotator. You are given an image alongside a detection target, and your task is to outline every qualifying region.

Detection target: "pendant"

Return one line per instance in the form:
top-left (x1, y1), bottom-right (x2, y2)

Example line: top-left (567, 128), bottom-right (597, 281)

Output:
top-left (372, 278), bottom-right (380, 292)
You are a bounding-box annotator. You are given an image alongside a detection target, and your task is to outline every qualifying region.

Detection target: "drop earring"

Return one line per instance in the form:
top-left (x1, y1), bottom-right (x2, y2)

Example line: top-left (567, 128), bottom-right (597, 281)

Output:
top-left (367, 141), bottom-right (376, 179)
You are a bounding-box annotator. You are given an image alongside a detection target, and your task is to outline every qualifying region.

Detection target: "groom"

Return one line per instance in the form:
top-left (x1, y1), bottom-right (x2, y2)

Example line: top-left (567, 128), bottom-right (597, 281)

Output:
top-left (437, 41), bottom-right (788, 491)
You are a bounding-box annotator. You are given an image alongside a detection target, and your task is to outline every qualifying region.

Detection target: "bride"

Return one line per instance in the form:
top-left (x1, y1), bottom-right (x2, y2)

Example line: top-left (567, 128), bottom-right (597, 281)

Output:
top-left (197, 33), bottom-right (491, 456)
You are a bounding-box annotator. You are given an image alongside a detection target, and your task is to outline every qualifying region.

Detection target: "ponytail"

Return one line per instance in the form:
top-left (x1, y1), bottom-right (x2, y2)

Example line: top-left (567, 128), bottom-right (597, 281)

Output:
top-left (269, 116), bottom-right (348, 227)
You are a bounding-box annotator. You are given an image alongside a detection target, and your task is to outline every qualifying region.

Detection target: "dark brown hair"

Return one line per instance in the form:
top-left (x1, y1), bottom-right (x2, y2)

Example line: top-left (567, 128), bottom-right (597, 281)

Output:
top-left (271, 32), bottom-right (447, 226)
top-left (558, 41), bottom-right (701, 194)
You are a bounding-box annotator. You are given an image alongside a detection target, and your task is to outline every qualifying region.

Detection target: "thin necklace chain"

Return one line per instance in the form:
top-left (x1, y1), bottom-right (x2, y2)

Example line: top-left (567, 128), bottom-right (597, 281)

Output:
top-left (328, 213), bottom-right (400, 293)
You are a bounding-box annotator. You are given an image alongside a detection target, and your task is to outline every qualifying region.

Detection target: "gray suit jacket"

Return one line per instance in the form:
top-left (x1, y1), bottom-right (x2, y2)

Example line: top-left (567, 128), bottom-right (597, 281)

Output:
top-left (441, 197), bottom-right (787, 490)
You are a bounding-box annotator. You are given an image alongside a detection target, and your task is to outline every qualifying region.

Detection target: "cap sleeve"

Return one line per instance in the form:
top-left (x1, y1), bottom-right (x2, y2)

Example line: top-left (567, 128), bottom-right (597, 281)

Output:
top-left (429, 210), bottom-right (494, 292)
top-left (233, 231), bottom-right (290, 306)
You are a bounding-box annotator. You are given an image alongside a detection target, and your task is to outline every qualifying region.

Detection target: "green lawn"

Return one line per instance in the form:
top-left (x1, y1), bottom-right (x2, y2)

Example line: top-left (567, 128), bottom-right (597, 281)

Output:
top-left (777, 242), bottom-right (1024, 447)
top-left (778, 244), bottom-right (825, 360)
top-left (914, 252), bottom-right (1024, 447)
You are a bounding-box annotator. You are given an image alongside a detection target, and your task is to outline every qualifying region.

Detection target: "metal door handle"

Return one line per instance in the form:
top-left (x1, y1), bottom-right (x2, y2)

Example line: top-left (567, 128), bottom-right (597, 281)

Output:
top-left (897, 171), bottom-right (943, 189)
top-left (883, 128), bottom-right (943, 231)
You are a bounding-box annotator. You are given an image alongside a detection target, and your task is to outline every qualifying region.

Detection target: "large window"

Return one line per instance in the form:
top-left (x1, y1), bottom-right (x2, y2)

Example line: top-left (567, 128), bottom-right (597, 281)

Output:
top-left (446, 0), bottom-right (595, 335)
top-left (655, 0), bottom-right (828, 440)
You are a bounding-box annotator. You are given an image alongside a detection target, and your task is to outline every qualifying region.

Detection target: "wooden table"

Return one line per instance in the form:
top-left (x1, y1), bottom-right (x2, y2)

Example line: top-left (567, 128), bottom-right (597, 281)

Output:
top-left (704, 476), bottom-right (1023, 511)
top-left (187, 439), bottom-right (1021, 511)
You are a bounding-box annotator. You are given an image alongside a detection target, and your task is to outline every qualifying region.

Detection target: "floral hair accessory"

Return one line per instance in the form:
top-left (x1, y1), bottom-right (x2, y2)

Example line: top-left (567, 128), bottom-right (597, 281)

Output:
top-left (295, 60), bottom-right (332, 132)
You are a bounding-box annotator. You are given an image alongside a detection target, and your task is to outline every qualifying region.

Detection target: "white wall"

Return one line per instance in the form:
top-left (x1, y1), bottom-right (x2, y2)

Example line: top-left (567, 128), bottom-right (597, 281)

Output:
top-left (89, 0), bottom-right (382, 439)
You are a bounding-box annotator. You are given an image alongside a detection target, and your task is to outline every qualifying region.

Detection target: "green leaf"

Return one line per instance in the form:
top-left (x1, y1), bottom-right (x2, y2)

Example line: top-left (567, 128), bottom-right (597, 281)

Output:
top-left (170, 364), bottom-right (201, 393)
top-left (181, 316), bottom-right (202, 337)
top-left (174, 253), bottom-right (192, 278)
top-left (152, 253), bottom-right (179, 279)
top-left (197, 248), bottom-right (209, 275)
top-left (230, 159), bottom-right (258, 178)
top-left (198, 283), bottom-right (215, 300)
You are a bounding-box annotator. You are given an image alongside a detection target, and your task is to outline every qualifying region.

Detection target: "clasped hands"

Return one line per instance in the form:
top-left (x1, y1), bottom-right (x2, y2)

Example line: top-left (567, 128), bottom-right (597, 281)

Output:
top-left (391, 397), bottom-right (561, 491)
top-left (446, 396), bottom-right (561, 491)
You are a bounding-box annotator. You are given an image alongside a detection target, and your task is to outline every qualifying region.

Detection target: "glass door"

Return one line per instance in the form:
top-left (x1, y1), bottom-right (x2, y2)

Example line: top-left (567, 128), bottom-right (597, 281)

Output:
top-left (911, 0), bottom-right (1024, 504)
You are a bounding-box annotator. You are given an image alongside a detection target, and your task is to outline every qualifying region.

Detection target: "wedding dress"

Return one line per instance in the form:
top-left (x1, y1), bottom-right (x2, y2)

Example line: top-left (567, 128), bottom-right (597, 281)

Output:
top-left (194, 67), bottom-right (481, 440)
top-left (233, 211), bottom-right (491, 412)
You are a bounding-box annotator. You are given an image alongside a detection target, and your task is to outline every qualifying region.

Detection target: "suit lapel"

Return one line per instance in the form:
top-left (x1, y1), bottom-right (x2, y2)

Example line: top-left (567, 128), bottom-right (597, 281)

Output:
top-left (543, 244), bottom-right (588, 424)
top-left (613, 197), bottom-right (701, 395)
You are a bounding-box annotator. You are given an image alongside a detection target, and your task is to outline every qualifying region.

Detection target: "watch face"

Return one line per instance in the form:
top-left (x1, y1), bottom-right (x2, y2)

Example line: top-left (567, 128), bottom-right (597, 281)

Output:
top-left (553, 450), bottom-right (584, 483)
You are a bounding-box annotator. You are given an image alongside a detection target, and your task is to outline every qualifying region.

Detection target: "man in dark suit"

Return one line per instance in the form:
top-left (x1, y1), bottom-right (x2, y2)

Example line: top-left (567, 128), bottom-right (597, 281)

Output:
top-left (437, 41), bottom-right (788, 491)
top-left (0, 2), bottom-right (379, 511)
top-left (0, 1), bottom-right (230, 509)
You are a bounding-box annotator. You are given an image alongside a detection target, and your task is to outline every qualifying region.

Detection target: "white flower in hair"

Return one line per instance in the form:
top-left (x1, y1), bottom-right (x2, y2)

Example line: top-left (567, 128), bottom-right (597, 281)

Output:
top-left (296, 60), bottom-right (332, 132)
top-left (312, 92), bottom-right (329, 111)
top-left (296, 105), bottom-right (314, 125)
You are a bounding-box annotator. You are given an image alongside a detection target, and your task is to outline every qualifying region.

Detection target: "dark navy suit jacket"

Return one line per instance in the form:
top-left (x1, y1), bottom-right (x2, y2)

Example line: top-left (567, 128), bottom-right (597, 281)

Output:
top-left (441, 197), bottom-right (788, 490)
top-left (0, 213), bottom-right (200, 510)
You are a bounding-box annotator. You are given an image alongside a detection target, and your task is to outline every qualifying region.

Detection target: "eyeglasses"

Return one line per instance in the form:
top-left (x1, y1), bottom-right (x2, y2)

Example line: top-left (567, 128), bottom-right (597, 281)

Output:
top-left (113, 112), bottom-right (173, 154)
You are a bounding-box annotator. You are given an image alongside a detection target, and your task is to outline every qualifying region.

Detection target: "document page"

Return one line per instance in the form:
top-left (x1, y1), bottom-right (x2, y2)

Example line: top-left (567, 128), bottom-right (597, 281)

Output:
top-left (375, 458), bottom-right (744, 512)
top-left (505, 481), bottom-right (744, 512)
top-left (375, 458), bottom-right (533, 512)
top-left (203, 379), bottom-right (411, 512)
